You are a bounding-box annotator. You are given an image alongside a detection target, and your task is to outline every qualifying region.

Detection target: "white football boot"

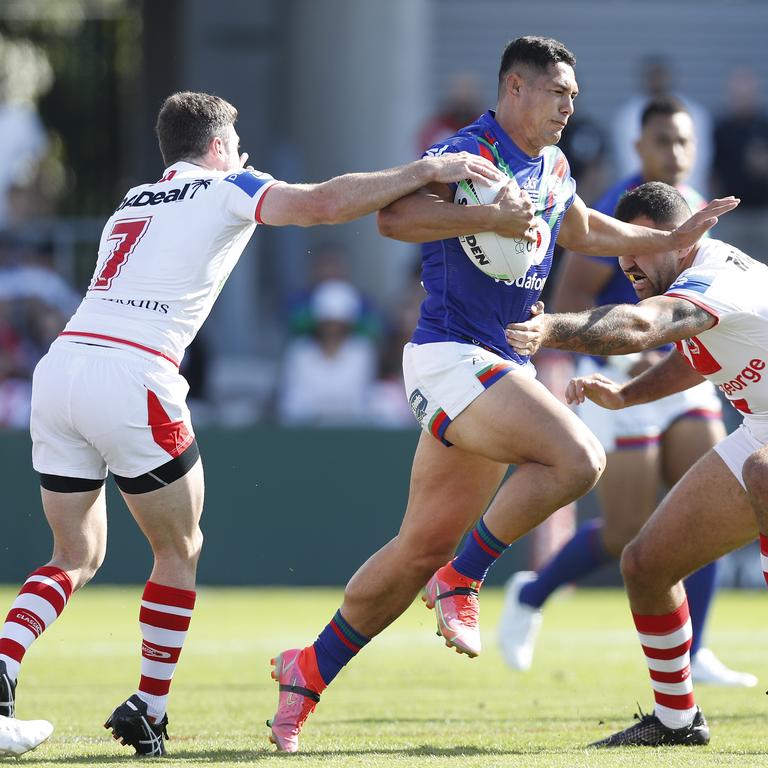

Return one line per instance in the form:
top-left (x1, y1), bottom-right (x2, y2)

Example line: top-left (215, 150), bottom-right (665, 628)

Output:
top-left (690, 647), bottom-right (757, 687)
top-left (498, 571), bottom-right (543, 671)
top-left (0, 715), bottom-right (53, 756)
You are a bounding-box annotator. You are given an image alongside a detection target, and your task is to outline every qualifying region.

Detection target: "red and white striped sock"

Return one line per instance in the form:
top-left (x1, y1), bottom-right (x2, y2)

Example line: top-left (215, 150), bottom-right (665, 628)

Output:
top-left (0, 566), bottom-right (73, 681)
top-left (760, 534), bottom-right (768, 586)
top-left (137, 581), bottom-right (196, 723)
top-left (633, 598), bottom-right (696, 730)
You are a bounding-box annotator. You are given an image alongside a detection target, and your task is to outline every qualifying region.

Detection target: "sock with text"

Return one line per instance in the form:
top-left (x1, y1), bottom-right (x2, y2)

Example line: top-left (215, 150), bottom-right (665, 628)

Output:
top-left (137, 581), bottom-right (196, 723)
top-left (0, 565), bottom-right (73, 681)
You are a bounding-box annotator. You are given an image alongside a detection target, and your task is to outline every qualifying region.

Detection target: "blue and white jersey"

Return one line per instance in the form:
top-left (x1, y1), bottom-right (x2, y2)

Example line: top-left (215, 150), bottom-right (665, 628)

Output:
top-left (412, 110), bottom-right (576, 362)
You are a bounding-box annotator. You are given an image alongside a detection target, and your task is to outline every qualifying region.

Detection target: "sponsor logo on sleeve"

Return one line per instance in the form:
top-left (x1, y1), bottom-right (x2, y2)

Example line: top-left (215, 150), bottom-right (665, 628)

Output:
top-left (668, 274), bottom-right (713, 295)
top-left (224, 170), bottom-right (270, 198)
top-left (424, 144), bottom-right (449, 158)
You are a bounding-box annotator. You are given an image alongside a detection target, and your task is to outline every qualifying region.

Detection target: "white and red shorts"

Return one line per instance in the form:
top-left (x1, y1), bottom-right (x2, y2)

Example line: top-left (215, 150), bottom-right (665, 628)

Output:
top-left (576, 356), bottom-right (722, 453)
top-left (402, 341), bottom-right (536, 445)
top-left (31, 339), bottom-right (194, 479)
top-left (714, 416), bottom-right (768, 490)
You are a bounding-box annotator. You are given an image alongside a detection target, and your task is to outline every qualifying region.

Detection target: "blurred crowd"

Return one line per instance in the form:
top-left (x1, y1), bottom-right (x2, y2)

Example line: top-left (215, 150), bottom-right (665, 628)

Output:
top-left (2, 51), bottom-right (768, 434)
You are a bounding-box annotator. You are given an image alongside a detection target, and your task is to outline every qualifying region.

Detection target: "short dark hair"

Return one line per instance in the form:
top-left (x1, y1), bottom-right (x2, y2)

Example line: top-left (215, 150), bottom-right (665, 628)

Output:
top-left (614, 181), bottom-right (692, 228)
top-left (155, 91), bottom-right (238, 166)
top-left (498, 36), bottom-right (576, 92)
top-left (640, 96), bottom-right (689, 129)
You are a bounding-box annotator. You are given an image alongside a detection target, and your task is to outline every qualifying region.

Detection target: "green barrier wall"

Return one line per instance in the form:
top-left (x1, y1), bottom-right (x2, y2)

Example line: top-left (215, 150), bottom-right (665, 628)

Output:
top-left (0, 428), bottom-right (533, 586)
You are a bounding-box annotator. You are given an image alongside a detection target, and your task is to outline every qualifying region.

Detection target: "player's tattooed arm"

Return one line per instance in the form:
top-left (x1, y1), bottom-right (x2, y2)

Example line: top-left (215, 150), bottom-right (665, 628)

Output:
top-left (505, 296), bottom-right (716, 356)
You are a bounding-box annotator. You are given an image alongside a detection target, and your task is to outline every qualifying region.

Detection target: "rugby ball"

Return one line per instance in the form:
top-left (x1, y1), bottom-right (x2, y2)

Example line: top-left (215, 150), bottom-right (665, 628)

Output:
top-left (454, 176), bottom-right (550, 282)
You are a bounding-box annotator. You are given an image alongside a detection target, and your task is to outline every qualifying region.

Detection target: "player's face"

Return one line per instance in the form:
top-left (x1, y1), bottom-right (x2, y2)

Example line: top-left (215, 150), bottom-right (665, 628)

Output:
top-left (636, 112), bottom-right (696, 186)
top-left (618, 215), bottom-right (686, 299)
top-left (516, 63), bottom-right (578, 153)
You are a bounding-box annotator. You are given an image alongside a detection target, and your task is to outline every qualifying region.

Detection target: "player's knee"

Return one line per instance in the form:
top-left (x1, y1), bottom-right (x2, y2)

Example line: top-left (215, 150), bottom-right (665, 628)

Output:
top-left (742, 450), bottom-right (768, 501)
top-left (620, 537), bottom-right (660, 592)
top-left (155, 525), bottom-right (204, 566)
top-left (182, 526), bottom-right (204, 565)
top-left (561, 435), bottom-right (605, 496)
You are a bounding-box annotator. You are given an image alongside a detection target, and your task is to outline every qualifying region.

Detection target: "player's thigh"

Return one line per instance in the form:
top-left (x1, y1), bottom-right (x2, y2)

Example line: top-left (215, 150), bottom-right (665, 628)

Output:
top-left (447, 370), bottom-right (602, 467)
top-left (120, 457), bottom-right (205, 554)
top-left (661, 416), bottom-right (727, 487)
top-left (625, 450), bottom-right (757, 586)
top-left (599, 445), bottom-right (661, 554)
top-left (398, 432), bottom-right (506, 550)
top-left (404, 341), bottom-right (601, 467)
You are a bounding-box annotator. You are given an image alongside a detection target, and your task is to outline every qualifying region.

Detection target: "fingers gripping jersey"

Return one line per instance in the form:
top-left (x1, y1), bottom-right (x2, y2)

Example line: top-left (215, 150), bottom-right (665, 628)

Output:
top-left (665, 239), bottom-right (768, 418)
top-left (413, 111), bottom-right (576, 361)
top-left (62, 162), bottom-right (278, 365)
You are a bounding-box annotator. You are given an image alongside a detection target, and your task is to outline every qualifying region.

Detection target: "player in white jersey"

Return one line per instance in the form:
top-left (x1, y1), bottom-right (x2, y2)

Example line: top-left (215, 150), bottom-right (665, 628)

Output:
top-left (0, 90), bottom-right (514, 758)
top-left (505, 181), bottom-right (768, 747)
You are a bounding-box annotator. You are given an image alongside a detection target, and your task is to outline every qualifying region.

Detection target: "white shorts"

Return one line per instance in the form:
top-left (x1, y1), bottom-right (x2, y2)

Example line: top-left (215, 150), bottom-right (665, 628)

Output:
top-left (577, 357), bottom-right (723, 452)
top-left (402, 341), bottom-right (536, 445)
top-left (714, 417), bottom-right (768, 490)
top-left (31, 340), bottom-right (194, 479)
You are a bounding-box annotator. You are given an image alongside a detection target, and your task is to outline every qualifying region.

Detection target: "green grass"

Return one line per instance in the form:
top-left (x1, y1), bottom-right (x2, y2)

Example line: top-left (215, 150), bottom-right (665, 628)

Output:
top-left (5, 586), bottom-right (768, 766)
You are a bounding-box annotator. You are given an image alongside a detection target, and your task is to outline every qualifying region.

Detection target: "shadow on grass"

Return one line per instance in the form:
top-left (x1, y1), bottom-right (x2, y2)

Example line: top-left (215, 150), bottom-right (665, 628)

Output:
top-left (31, 745), bottom-right (557, 763)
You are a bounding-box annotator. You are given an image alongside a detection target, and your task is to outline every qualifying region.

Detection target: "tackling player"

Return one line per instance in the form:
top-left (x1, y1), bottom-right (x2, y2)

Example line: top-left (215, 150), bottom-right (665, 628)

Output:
top-left (505, 180), bottom-right (767, 746)
top-left (0, 90), bottom-right (512, 758)
top-left (266, 37), bottom-right (737, 752)
top-left (499, 96), bottom-right (755, 687)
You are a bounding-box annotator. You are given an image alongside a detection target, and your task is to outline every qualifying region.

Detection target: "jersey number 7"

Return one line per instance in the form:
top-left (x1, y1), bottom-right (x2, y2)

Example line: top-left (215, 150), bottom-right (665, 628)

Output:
top-left (90, 217), bottom-right (152, 291)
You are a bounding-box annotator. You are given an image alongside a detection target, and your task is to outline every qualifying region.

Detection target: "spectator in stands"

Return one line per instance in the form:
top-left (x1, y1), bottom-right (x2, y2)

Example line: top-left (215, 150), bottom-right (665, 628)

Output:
top-left (558, 114), bottom-right (609, 205)
top-left (712, 68), bottom-right (768, 207)
top-left (0, 34), bottom-right (56, 229)
top-left (369, 254), bottom-right (425, 427)
top-left (0, 235), bottom-right (75, 428)
top-left (418, 73), bottom-right (485, 154)
top-left (612, 55), bottom-right (712, 193)
top-left (285, 242), bottom-right (380, 339)
top-left (277, 279), bottom-right (377, 426)
top-left (710, 67), bottom-right (768, 258)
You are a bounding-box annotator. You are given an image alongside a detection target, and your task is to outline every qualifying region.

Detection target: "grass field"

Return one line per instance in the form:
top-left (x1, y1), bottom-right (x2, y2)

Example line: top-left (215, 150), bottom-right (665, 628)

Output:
top-left (4, 585), bottom-right (768, 767)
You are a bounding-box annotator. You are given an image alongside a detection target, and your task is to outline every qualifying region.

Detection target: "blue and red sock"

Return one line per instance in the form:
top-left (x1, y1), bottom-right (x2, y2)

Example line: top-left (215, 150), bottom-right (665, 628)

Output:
top-left (519, 519), bottom-right (611, 609)
top-left (451, 517), bottom-right (509, 582)
top-left (312, 610), bottom-right (370, 686)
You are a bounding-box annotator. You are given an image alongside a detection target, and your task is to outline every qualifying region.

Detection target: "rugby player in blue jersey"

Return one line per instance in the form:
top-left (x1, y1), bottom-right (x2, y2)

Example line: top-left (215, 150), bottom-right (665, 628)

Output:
top-left (266, 36), bottom-right (737, 752)
top-left (499, 96), bottom-right (756, 687)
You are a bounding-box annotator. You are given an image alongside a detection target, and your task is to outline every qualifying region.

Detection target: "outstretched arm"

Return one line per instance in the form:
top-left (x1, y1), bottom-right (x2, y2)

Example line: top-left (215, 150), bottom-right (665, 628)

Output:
top-left (565, 350), bottom-right (706, 409)
top-left (505, 295), bottom-right (717, 357)
top-left (557, 194), bottom-right (739, 256)
top-left (257, 152), bottom-right (506, 227)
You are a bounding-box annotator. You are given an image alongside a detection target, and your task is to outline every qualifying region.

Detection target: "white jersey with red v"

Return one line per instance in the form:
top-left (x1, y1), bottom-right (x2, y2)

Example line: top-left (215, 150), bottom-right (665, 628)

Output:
top-left (665, 238), bottom-right (768, 417)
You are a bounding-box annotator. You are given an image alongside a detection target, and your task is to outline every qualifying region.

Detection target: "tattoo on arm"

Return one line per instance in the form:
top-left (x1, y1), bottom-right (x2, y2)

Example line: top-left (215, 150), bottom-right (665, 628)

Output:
top-left (544, 300), bottom-right (714, 355)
